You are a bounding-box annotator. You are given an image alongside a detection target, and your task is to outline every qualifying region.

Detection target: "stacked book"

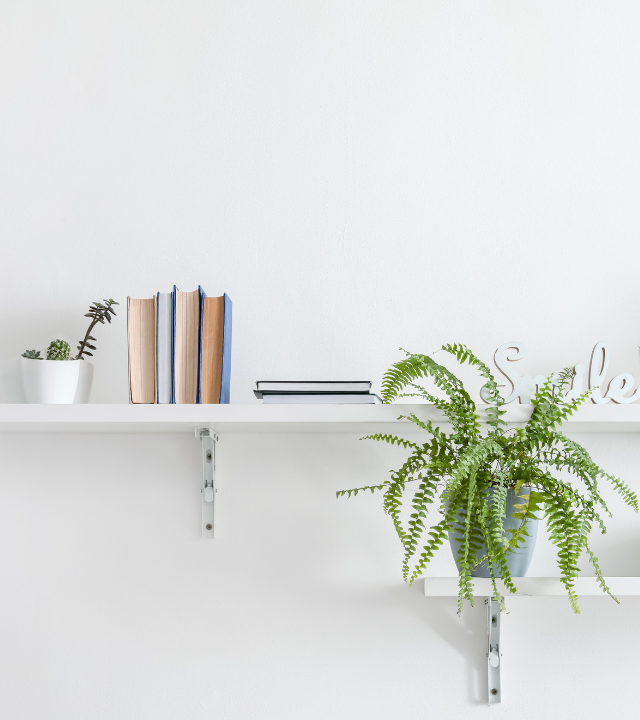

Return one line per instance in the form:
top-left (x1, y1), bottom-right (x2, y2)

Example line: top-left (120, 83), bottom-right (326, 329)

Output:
top-left (128, 286), bottom-right (232, 404)
top-left (254, 381), bottom-right (380, 404)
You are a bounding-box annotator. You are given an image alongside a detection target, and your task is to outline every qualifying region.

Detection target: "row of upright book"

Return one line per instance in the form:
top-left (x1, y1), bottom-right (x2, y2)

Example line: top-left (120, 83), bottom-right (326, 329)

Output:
top-left (127, 287), bottom-right (232, 404)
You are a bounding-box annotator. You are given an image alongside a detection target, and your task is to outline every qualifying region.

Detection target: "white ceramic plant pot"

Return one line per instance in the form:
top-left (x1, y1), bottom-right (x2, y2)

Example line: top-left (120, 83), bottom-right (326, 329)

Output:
top-left (74, 361), bottom-right (94, 404)
top-left (21, 358), bottom-right (94, 404)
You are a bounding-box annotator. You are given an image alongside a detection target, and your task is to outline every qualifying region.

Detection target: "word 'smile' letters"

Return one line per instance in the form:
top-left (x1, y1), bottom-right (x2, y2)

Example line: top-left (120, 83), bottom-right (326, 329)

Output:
top-left (488, 341), bottom-right (638, 405)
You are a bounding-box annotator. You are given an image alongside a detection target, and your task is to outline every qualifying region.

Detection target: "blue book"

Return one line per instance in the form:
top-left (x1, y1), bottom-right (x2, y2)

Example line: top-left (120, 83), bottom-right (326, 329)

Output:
top-left (156, 292), bottom-right (174, 404)
top-left (220, 293), bottom-right (232, 404)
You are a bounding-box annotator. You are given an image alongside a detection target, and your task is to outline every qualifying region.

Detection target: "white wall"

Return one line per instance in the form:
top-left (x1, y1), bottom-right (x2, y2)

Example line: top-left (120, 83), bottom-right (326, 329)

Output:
top-left (1, 1), bottom-right (640, 717)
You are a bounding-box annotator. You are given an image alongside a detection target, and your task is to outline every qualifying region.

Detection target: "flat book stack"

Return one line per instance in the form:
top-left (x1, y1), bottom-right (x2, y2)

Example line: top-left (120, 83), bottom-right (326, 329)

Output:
top-left (254, 381), bottom-right (380, 404)
top-left (128, 286), bottom-right (232, 404)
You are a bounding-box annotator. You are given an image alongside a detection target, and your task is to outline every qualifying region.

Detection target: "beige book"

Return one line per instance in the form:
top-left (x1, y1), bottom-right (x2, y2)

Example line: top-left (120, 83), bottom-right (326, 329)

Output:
top-left (174, 288), bottom-right (200, 404)
top-left (201, 295), bottom-right (225, 404)
top-left (127, 297), bottom-right (157, 404)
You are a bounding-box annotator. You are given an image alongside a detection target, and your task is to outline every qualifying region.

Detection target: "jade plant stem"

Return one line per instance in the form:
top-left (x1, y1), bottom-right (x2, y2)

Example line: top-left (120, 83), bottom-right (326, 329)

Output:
top-left (75, 299), bottom-right (119, 360)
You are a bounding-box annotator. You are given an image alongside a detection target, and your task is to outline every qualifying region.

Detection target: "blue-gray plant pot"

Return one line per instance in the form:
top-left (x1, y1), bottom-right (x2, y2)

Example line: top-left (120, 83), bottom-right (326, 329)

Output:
top-left (447, 488), bottom-right (539, 578)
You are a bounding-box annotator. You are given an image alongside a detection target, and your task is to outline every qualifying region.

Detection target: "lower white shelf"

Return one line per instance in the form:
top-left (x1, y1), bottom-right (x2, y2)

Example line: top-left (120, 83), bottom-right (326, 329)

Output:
top-left (424, 577), bottom-right (640, 596)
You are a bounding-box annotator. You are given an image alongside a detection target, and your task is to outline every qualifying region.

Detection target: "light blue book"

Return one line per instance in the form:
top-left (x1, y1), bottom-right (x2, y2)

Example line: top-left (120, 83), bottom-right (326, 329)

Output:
top-left (156, 292), bottom-right (174, 404)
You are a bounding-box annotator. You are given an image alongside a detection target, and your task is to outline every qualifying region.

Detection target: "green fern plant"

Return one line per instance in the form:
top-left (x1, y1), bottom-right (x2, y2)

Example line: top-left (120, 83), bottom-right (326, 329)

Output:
top-left (337, 344), bottom-right (638, 614)
top-left (46, 339), bottom-right (72, 361)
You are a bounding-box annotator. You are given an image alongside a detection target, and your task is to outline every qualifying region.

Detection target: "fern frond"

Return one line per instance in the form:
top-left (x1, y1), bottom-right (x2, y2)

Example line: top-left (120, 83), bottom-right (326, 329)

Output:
top-left (336, 483), bottom-right (390, 498)
top-left (601, 471), bottom-right (639, 513)
top-left (360, 433), bottom-right (419, 450)
top-left (585, 544), bottom-right (619, 604)
top-left (442, 343), bottom-right (507, 432)
top-left (401, 471), bottom-right (440, 580)
top-left (381, 352), bottom-right (480, 439)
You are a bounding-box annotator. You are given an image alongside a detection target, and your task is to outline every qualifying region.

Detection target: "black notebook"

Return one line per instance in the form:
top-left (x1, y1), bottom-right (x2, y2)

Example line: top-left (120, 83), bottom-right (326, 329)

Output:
top-left (255, 381), bottom-right (372, 398)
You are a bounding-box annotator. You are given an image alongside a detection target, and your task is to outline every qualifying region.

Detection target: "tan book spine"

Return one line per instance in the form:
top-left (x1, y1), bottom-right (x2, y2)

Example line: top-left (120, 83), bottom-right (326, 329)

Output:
top-left (201, 296), bottom-right (225, 404)
top-left (127, 296), bottom-right (157, 404)
top-left (174, 289), bottom-right (200, 404)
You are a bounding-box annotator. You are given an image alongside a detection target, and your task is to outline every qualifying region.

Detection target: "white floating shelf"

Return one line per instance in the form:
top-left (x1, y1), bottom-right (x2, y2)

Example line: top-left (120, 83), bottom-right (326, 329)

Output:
top-left (0, 402), bottom-right (639, 433)
top-left (424, 576), bottom-right (640, 596)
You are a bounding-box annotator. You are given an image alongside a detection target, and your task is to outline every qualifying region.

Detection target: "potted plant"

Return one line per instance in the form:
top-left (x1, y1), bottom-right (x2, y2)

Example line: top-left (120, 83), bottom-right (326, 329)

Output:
top-left (338, 344), bottom-right (638, 613)
top-left (21, 299), bottom-right (118, 404)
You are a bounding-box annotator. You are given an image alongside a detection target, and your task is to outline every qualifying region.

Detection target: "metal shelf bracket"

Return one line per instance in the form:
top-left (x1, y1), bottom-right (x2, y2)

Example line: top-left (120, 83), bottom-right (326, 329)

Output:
top-left (485, 597), bottom-right (503, 704)
top-left (195, 427), bottom-right (218, 538)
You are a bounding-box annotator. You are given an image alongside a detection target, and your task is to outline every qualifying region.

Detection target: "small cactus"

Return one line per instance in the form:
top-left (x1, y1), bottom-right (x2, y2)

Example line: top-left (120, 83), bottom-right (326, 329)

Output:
top-left (22, 349), bottom-right (42, 360)
top-left (46, 339), bottom-right (72, 361)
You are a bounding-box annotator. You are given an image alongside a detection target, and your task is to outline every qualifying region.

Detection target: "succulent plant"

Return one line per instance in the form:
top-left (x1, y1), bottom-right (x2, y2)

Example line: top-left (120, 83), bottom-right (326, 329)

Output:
top-left (46, 339), bottom-right (72, 361)
top-left (21, 350), bottom-right (42, 360)
top-left (76, 299), bottom-right (119, 360)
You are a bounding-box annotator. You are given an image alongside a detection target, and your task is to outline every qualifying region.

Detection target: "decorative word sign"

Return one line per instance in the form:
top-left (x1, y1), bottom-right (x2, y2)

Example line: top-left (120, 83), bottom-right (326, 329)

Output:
top-left (487, 341), bottom-right (638, 405)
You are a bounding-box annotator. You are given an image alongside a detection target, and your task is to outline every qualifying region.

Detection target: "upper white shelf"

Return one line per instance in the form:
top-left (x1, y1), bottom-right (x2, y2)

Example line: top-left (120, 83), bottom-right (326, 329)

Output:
top-left (0, 403), bottom-right (639, 434)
